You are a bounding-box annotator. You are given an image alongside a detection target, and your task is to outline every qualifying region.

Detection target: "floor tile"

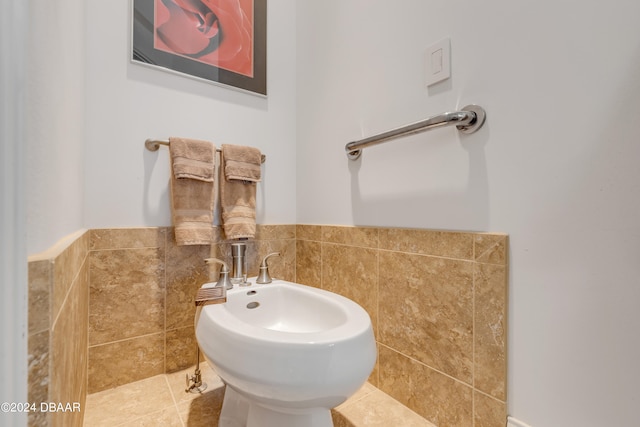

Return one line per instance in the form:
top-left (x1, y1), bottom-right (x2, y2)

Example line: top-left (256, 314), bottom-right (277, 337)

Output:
top-left (84, 363), bottom-right (433, 427)
top-left (333, 389), bottom-right (437, 427)
top-left (84, 376), bottom-right (175, 426)
top-left (118, 407), bottom-right (183, 427)
top-left (177, 386), bottom-right (225, 427)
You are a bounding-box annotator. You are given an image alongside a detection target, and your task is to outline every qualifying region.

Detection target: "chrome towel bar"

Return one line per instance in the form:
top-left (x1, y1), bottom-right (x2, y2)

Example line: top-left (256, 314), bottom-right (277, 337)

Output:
top-left (345, 104), bottom-right (486, 160)
top-left (145, 139), bottom-right (266, 163)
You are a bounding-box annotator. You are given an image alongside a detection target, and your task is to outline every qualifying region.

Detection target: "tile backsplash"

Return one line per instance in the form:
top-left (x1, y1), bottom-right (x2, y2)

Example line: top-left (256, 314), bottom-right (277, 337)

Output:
top-left (295, 225), bottom-right (507, 427)
top-left (87, 226), bottom-right (296, 393)
top-left (27, 230), bottom-right (89, 427)
top-left (28, 224), bottom-right (506, 427)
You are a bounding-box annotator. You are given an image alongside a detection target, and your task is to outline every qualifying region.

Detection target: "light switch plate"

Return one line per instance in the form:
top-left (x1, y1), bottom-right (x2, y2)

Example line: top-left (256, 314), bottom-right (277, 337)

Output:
top-left (425, 38), bottom-right (451, 86)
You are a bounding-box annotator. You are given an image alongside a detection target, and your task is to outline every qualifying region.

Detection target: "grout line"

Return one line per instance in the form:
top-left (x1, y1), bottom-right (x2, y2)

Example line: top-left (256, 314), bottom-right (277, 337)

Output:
top-left (296, 239), bottom-right (504, 265)
top-left (377, 343), bottom-right (475, 390)
top-left (164, 373), bottom-right (186, 427)
top-left (51, 251), bottom-right (89, 332)
top-left (366, 388), bottom-right (437, 427)
top-left (163, 228), bottom-right (168, 376)
top-left (377, 247), bottom-right (475, 262)
top-left (116, 406), bottom-right (182, 427)
top-left (293, 231), bottom-right (297, 282)
top-left (88, 331), bottom-right (165, 348)
top-left (472, 262), bottom-right (477, 427)
top-left (335, 383), bottom-right (377, 410)
top-left (88, 246), bottom-right (162, 254)
top-left (375, 241), bottom-right (380, 385)
top-left (320, 240), bottom-right (324, 290)
top-left (85, 373), bottom-right (179, 427)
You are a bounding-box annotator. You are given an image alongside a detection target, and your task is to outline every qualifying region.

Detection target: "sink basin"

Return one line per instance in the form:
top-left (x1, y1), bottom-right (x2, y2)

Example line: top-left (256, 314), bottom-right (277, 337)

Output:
top-left (220, 281), bottom-right (350, 334)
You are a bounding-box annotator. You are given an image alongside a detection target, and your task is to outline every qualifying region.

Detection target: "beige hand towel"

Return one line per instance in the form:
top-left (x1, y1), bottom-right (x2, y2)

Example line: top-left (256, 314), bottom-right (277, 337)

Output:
top-left (170, 137), bottom-right (215, 181)
top-left (221, 143), bottom-right (262, 182)
top-left (169, 137), bottom-right (216, 245)
top-left (220, 144), bottom-right (262, 239)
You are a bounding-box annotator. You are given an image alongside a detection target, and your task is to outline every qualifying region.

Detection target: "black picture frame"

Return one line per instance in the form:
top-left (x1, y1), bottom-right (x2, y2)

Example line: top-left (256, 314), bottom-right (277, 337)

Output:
top-left (132, 0), bottom-right (267, 96)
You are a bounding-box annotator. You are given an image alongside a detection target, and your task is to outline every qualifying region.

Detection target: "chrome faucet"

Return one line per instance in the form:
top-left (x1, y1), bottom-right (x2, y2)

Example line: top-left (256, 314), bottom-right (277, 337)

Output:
top-left (204, 258), bottom-right (233, 290)
top-left (256, 252), bottom-right (281, 284)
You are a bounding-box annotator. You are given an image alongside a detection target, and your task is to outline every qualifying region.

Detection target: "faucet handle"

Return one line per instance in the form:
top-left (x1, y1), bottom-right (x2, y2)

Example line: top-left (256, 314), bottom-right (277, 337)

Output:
top-left (256, 252), bottom-right (281, 284)
top-left (204, 258), bottom-right (233, 290)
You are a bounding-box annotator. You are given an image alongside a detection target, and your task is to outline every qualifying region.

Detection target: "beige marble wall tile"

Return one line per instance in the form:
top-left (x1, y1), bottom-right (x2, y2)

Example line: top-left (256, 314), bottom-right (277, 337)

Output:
top-left (474, 391), bottom-right (507, 427)
top-left (474, 234), bottom-right (507, 265)
top-left (322, 225), bottom-right (379, 248)
top-left (379, 251), bottom-right (474, 383)
top-left (368, 343), bottom-right (379, 387)
top-left (474, 263), bottom-right (507, 400)
top-left (297, 225), bottom-right (508, 426)
top-left (88, 333), bottom-right (165, 393)
top-left (255, 224), bottom-right (296, 240)
top-left (378, 345), bottom-right (473, 427)
top-left (28, 230), bottom-right (90, 427)
top-left (322, 243), bottom-right (378, 336)
top-left (51, 259), bottom-right (89, 427)
top-left (296, 240), bottom-right (321, 288)
top-left (28, 259), bottom-right (51, 334)
top-left (165, 231), bottom-right (210, 331)
top-left (379, 228), bottom-right (474, 260)
top-left (27, 330), bottom-right (50, 427)
top-left (252, 239), bottom-right (295, 282)
top-left (296, 224), bottom-right (322, 241)
top-left (89, 248), bottom-right (165, 345)
top-left (80, 225), bottom-right (507, 427)
top-left (90, 227), bottom-right (167, 251)
top-left (52, 230), bottom-right (89, 323)
top-left (166, 326), bottom-right (197, 373)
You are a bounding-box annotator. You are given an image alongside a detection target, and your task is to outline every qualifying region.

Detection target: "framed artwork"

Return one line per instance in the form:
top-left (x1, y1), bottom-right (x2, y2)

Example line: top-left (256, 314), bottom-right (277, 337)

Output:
top-left (132, 0), bottom-right (267, 96)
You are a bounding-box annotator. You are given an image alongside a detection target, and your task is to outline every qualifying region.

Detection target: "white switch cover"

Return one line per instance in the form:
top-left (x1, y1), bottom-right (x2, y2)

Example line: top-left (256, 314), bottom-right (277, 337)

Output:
top-left (425, 38), bottom-right (450, 86)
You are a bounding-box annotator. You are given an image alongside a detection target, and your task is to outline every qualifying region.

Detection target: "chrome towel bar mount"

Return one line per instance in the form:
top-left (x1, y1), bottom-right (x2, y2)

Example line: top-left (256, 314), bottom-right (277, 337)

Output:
top-left (145, 139), bottom-right (266, 163)
top-left (345, 104), bottom-right (486, 160)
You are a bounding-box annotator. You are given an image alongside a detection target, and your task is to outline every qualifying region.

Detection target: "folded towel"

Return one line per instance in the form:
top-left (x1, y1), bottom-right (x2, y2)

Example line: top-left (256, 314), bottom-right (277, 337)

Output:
top-left (221, 144), bottom-right (262, 182)
top-left (169, 137), bottom-right (215, 182)
top-left (220, 145), bottom-right (262, 239)
top-left (169, 138), bottom-right (216, 245)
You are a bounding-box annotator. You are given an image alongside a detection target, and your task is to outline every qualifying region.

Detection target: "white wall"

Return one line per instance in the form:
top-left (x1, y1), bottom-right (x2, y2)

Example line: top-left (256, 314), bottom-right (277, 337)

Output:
top-left (26, 0), bottom-right (86, 254)
top-left (296, 1), bottom-right (640, 426)
top-left (84, 1), bottom-right (297, 230)
top-left (1, 0), bottom-right (28, 422)
top-left (22, 0), bottom-right (640, 425)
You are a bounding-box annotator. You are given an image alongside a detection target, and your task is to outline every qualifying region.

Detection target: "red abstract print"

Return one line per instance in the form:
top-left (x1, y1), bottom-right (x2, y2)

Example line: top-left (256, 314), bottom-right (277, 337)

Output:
top-left (154, 0), bottom-right (254, 77)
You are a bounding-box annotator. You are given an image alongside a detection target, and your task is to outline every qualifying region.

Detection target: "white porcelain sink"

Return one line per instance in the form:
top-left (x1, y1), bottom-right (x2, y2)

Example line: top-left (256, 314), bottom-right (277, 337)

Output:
top-left (195, 279), bottom-right (376, 427)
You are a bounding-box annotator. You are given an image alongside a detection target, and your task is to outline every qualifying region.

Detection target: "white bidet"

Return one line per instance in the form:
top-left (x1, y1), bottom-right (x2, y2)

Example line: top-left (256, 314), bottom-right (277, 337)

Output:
top-left (195, 279), bottom-right (377, 427)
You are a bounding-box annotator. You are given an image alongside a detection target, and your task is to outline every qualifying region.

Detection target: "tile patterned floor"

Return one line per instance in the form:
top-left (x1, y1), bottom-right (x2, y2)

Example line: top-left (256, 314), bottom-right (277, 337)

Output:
top-left (84, 362), bottom-right (435, 426)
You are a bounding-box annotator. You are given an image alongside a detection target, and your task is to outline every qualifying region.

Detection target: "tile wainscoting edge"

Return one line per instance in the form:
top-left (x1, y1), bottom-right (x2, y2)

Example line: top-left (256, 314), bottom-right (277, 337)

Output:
top-left (507, 416), bottom-right (533, 427)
